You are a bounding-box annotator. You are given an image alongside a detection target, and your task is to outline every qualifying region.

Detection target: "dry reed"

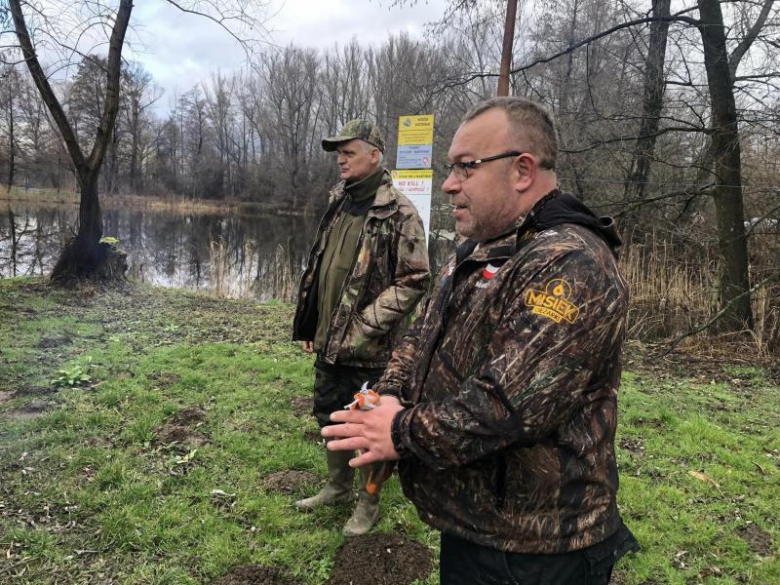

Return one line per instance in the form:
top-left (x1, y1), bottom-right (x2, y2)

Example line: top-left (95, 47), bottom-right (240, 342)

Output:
top-left (621, 227), bottom-right (779, 355)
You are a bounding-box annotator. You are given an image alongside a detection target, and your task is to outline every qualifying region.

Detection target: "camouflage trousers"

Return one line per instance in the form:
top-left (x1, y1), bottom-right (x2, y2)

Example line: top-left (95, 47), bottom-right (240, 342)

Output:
top-left (312, 357), bottom-right (385, 427)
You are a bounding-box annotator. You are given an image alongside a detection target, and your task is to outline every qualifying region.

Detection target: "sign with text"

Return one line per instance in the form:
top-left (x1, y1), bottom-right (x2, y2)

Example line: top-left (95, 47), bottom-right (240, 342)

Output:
top-left (397, 144), bottom-right (433, 170)
top-left (397, 115), bottom-right (434, 145)
top-left (394, 115), bottom-right (434, 242)
top-left (391, 169), bottom-right (433, 239)
top-left (396, 115), bottom-right (434, 169)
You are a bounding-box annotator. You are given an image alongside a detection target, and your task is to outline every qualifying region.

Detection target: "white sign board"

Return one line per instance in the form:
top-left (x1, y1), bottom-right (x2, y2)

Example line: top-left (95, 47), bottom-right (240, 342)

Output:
top-left (391, 169), bottom-right (433, 240)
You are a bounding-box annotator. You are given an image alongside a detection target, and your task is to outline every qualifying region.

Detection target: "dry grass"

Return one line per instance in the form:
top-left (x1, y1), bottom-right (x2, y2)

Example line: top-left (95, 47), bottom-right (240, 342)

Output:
top-left (207, 238), bottom-right (296, 302)
top-left (621, 228), bottom-right (779, 356)
top-left (0, 187), bottom-right (302, 217)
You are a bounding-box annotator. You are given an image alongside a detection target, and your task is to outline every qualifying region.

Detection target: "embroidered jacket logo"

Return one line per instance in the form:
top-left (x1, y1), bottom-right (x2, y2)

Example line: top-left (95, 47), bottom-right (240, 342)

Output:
top-left (524, 278), bottom-right (581, 324)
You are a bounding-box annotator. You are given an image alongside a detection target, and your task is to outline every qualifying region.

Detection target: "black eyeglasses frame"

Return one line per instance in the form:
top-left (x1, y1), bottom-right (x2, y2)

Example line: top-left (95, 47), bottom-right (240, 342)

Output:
top-left (445, 151), bottom-right (524, 179)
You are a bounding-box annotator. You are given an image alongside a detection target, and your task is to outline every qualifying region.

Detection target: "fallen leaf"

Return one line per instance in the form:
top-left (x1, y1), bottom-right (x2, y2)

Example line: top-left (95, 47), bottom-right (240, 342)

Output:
top-left (688, 470), bottom-right (723, 494)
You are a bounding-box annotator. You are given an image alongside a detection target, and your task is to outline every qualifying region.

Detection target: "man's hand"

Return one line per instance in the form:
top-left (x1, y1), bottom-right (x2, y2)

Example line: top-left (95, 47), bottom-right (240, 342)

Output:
top-left (300, 341), bottom-right (314, 353)
top-left (323, 396), bottom-right (404, 467)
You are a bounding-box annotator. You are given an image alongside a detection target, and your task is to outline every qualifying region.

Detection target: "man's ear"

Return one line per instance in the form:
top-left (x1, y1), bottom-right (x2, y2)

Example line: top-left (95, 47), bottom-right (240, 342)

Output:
top-left (513, 153), bottom-right (536, 193)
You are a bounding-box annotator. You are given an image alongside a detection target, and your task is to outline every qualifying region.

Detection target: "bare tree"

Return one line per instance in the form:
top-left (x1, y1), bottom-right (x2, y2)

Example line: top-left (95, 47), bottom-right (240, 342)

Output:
top-left (6, 0), bottom-right (270, 282)
top-left (0, 65), bottom-right (21, 194)
top-left (10, 0), bottom-right (133, 282)
top-left (121, 63), bottom-right (160, 195)
top-left (623, 0), bottom-right (673, 225)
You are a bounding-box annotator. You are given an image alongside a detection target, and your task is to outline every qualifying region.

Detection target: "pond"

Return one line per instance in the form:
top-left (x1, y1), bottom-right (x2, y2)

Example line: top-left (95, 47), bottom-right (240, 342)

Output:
top-left (0, 200), bottom-right (454, 302)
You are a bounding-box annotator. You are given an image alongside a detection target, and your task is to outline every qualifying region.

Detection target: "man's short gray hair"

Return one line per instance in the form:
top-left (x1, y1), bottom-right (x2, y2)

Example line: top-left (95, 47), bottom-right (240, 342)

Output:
top-left (359, 139), bottom-right (384, 166)
top-left (463, 97), bottom-right (557, 170)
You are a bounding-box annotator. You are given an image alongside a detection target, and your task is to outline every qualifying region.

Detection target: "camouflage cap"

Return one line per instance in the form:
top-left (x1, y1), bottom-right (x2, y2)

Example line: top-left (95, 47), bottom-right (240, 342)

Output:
top-left (322, 119), bottom-right (385, 153)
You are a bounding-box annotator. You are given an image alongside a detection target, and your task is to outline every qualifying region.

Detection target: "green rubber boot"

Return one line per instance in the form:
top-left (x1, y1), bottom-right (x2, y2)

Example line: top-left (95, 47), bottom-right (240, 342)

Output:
top-left (342, 464), bottom-right (381, 537)
top-left (294, 445), bottom-right (355, 511)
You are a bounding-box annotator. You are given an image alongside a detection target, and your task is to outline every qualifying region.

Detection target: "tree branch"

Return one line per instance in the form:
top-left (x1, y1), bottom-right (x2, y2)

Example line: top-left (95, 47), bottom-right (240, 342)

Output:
top-left (9, 0), bottom-right (86, 172)
top-left (512, 10), bottom-right (701, 75)
top-left (728, 0), bottom-right (775, 79)
top-left (85, 0), bottom-right (133, 172)
top-left (662, 268), bottom-right (780, 355)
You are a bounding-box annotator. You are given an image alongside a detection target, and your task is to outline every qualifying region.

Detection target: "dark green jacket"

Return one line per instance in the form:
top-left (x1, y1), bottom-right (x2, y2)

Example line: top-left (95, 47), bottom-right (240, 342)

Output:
top-left (293, 171), bottom-right (431, 368)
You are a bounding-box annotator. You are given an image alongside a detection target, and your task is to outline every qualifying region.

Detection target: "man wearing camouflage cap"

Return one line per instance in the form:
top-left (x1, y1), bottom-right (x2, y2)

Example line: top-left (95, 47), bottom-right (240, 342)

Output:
top-left (292, 119), bottom-right (430, 536)
top-left (324, 99), bottom-right (639, 582)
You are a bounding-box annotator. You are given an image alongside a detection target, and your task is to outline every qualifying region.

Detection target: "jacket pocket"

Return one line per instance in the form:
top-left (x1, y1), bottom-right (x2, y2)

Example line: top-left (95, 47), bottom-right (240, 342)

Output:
top-left (338, 314), bottom-right (388, 363)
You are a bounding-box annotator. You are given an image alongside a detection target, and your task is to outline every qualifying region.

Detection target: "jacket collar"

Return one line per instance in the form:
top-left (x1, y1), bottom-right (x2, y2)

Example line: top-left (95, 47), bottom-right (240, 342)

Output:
top-left (457, 229), bottom-right (520, 265)
top-left (328, 169), bottom-right (398, 219)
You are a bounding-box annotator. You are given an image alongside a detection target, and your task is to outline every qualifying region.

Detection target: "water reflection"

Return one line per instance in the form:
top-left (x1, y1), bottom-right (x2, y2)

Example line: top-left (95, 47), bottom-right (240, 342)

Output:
top-left (0, 202), bottom-right (455, 301)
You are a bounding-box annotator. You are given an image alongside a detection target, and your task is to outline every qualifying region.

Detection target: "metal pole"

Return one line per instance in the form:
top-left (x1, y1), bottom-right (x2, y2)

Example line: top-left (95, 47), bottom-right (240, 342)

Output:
top-left (497, 0), bottom-right (518, 96)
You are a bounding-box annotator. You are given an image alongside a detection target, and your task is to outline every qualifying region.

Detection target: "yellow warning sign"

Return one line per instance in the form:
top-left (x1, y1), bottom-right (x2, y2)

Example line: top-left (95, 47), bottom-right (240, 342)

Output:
top-left (398, 115), bottom-right (434, 146)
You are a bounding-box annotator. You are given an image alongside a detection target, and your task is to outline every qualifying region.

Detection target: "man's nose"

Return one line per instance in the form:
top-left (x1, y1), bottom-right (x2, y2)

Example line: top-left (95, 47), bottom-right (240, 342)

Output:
top-left (442, 171), bottom-right (460, 195)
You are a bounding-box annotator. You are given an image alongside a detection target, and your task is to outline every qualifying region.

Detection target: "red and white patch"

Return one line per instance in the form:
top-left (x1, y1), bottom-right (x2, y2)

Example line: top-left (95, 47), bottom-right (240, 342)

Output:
top-left (482, 263), bottom-right (500, 280)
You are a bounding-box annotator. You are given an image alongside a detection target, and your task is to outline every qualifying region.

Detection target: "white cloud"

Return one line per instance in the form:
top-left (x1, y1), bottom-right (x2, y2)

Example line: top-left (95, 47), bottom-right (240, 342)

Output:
top-left (127, 0), bottom-right (448, 112)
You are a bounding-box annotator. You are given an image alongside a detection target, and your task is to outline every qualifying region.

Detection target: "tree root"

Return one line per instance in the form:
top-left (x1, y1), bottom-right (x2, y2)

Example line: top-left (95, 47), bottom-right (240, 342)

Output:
top-left (50, 239), bottom-right (128, 286)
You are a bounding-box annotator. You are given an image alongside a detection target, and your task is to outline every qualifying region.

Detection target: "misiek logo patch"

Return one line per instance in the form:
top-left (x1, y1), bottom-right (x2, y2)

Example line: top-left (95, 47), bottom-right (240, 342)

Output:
top-left (524, 278), bottom-right (581, 324)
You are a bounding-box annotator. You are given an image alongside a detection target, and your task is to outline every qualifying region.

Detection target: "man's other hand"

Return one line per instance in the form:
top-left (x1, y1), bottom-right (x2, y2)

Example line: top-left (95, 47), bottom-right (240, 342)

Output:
top-left (300, 341), bottom-right (314, 353)
top-left (322, 396), bottom-right (404, 467)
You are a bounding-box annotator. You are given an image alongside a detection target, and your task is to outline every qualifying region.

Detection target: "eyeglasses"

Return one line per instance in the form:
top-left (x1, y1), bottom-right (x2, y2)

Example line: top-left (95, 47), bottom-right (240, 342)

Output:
top-left (445, 151), bottom-right (523, 180)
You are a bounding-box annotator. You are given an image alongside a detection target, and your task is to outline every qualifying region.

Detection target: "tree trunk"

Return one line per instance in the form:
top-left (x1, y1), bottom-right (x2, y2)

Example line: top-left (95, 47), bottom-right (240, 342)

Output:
top-left (130, 98), bottom-right (141, 193)
top-left (50, 172), bottom-right (104, 281)
top-left (622, 0), bottom-right (671, 233)
top-left (6, 88), bottom-right (15, 195)
top-left (8, 208), bottom-right (18, 276)
top-left (697, 0), bottom-right (753, 330)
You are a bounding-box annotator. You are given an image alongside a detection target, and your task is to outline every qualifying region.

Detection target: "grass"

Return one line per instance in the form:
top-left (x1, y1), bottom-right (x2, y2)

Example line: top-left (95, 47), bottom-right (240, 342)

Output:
top-left (1, 278), bottom-right (778, 584)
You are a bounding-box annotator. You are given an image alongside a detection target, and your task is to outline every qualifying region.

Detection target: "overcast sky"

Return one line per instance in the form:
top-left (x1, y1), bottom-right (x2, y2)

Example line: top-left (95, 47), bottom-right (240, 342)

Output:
top-left (129, 0), bottom-right (449, 113)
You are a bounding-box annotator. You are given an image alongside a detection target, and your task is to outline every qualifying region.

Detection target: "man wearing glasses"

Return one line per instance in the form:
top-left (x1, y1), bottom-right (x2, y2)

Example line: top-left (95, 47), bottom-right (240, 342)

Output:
top-left (324, 98), bottom-right (638, 583)
top-left (292, 119), bottom-right (430, 537)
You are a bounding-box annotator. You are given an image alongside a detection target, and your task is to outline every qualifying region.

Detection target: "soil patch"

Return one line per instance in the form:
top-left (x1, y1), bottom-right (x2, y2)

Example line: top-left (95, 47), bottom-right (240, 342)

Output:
top-left (770, 363), bottom-right (780, 385)
top-left (154, 407), bottom-right (208, 449)
top-left (0, 391), bottom-right (14, 405)
top-left (290, 396), bottom-right (311, 417)
top-left (304, 429), bottom-right (324, 445)
top-left (261, 470), bottom-right (320, 495)
top-left (737, 524), bottom-right (773, 557)
top-left (619, 437), bottom-right (645, 454)
top-left (6, 400), bottom-right (51, 421)
top-left (154, 424), bottom-right (207, 449)
top-left (15, 385), bottom-right (58, 397)
top-left (217, 565), bottom-right (303, 585)
top-left (328, 533), bottom-right (434, 585)
top-left (169, 406), bottom-right (206, 425)
top-left (631, 418), bottom-right (665, 430)
top-left (148, 372), bottom-right (182, 388)
top-left (625, 341), bottom-right (766, 384)
top-left (38, 335), bottom-right (72, 349)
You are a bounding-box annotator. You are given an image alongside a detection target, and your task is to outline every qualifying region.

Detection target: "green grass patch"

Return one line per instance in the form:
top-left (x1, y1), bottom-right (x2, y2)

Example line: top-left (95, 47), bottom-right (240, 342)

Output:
top-left (1, 278), bottom-right (778, 584)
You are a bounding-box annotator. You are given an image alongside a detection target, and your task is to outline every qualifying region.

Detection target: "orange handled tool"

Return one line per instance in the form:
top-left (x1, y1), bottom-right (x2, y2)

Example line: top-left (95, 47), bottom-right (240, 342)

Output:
top-left (344, 383), bottom-right (395, 495)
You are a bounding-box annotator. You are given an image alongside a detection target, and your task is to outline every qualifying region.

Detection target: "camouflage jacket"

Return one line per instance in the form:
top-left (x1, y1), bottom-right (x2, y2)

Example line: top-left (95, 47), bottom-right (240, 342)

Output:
top-left (377, 192), bottom-right (629, 554)
top-left (293, 171), bottom-right (431, 368)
